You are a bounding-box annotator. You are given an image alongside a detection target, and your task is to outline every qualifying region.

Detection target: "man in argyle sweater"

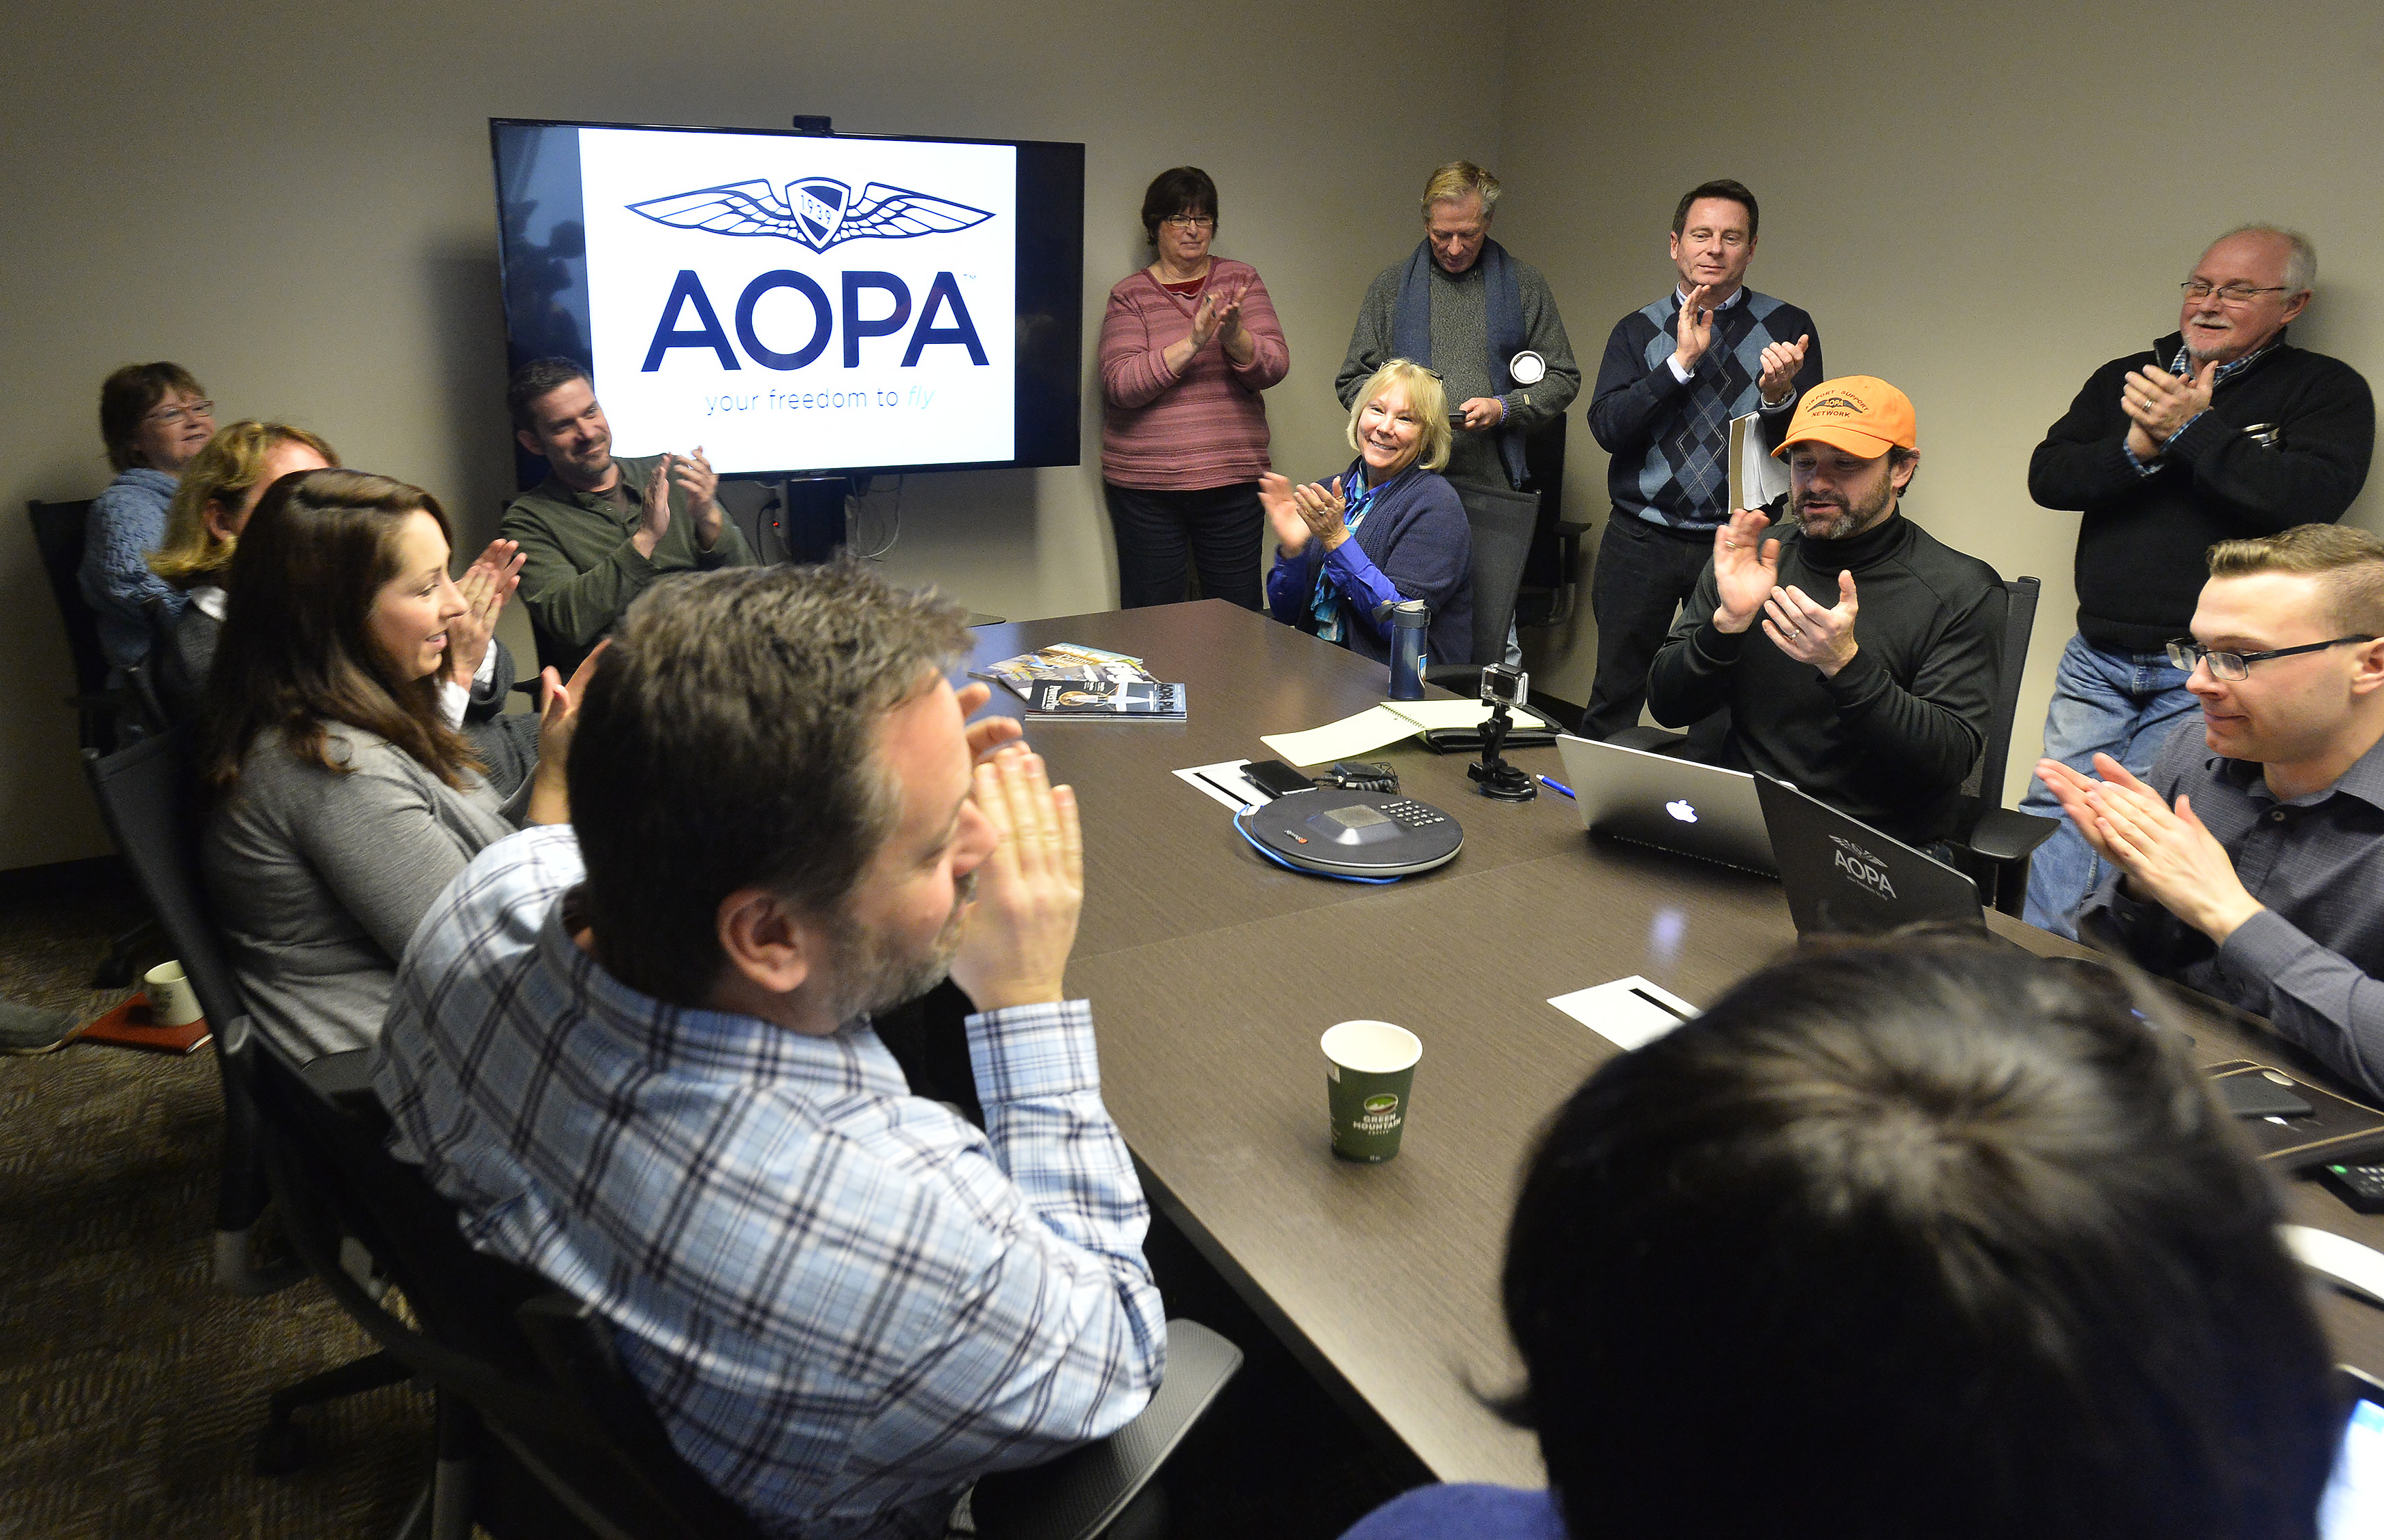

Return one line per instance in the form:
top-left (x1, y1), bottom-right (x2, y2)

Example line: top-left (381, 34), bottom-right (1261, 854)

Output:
top-left (1583, 180), bottom-right (1823, 739)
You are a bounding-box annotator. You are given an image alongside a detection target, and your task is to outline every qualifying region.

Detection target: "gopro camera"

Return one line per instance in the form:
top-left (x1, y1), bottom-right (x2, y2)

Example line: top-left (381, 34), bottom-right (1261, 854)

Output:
top-left (1480, 665), bottom-right (1528, 708)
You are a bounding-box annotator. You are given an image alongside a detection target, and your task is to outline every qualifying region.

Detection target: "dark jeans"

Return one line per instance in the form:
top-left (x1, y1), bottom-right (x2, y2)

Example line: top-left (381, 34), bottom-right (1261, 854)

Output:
top-left (1103, 482), bottom-right (1264, 611)
top-left (1583, 514), bottom-right (1720, 739)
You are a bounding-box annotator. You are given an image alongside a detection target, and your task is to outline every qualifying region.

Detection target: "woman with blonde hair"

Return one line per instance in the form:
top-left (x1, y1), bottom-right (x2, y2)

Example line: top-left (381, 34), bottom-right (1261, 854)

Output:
top-left (202, 468), bottom-right (592, 1060)
top-left (150, 424), bottom-right (536, 794)
top-left (1262, 359), bottom-right (1473, 665)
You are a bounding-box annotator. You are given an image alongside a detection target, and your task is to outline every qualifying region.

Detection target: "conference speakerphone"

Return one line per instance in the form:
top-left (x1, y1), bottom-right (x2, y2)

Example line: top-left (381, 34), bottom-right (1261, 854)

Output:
top-left (1236, 787), bottom-right (1462, 880)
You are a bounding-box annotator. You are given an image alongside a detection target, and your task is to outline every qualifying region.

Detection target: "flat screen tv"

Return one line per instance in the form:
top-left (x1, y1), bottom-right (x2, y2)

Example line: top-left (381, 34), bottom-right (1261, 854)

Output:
top-left (491, 119), bottom-right (1084, 482)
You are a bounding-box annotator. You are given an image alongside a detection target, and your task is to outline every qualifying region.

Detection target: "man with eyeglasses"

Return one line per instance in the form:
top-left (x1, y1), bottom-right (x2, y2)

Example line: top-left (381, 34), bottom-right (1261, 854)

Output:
top-left (2039, 526), bottom-right (2384, 1101)
top-left (1336, 161), bottom-right (1580, 499)
top-left (2020, 225), bottom-right (2374, 938)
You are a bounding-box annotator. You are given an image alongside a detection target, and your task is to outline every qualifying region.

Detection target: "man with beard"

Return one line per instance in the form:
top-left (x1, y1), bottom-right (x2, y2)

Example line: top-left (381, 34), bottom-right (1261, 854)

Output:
top-left (372, 562), bottom-right (1161, 1539)
top-left (500, 357), bottom-right (756, 674)
top-left (1646, 377), bottom-right (2003, 848)
top-left (2019, 227), bottom-right (2373, 937)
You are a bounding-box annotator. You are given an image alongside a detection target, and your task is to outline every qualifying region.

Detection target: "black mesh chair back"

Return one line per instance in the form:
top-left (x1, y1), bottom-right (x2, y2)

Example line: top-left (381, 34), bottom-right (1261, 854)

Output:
top-left (250, 1035), bottom-right (764, 1540)
top-left (29, 498), bottom-right (123, 749)
top-left (1946, 574), bottom-right (2056, 915)
top-left (1967, 575), bottom-right (2041, 814)
top-left (1448, 479), bottom-right (1539, 669)
top-left (80, 725), bottom-right (297, 1292)
top-left (29, 498), bottom-right (107, 697)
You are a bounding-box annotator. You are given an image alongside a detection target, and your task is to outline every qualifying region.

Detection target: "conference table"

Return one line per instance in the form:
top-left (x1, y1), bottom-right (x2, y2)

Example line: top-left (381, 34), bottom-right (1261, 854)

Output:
top-left (962, 599), bottom-right (2384, 1488)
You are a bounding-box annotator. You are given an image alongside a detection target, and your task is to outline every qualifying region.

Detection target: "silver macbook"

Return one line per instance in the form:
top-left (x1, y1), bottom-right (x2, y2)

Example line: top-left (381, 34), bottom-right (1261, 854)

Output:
top-left (1555, 734), bottom-right (1777, 876)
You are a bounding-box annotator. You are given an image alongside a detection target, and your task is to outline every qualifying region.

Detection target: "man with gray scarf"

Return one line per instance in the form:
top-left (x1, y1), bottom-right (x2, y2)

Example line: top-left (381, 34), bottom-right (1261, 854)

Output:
top-left (1336, 161), bottom-right (1580, 497)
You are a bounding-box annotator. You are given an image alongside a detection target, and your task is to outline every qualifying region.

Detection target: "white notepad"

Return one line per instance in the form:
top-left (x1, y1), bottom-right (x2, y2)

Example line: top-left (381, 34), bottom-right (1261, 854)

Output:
top-left (1546, 976), bottom-right (1700, 1052)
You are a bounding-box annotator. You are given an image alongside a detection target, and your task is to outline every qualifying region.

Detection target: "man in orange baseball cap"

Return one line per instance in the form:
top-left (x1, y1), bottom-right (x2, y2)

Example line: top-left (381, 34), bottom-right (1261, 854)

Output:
top-left (1645, 376), bottom-right (2007, 847)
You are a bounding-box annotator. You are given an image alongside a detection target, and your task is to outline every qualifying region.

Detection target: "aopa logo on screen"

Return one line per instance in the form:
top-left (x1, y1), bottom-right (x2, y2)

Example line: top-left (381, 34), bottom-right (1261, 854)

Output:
top-left (625, 177), bottom-right (999, 374)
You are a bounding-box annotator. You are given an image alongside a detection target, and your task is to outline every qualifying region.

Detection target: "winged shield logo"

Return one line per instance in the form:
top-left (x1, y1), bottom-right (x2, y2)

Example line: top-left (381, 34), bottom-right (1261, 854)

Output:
top-left (625, 177), bottom-right (995, 253)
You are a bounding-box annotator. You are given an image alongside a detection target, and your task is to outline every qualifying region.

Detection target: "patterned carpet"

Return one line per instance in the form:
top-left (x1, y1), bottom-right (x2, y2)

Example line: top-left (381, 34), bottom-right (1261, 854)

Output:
top-left (0, 863), bottom-right (429, 1538)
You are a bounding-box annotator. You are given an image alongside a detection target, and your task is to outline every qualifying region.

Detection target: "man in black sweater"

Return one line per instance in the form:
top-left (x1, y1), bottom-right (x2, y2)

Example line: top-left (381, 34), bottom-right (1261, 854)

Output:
top-left (1582, 179), bottom-right (1823, 738)
top-left (1648, 377), bottom-right (2002, 849)
top-left (2019, 225), bottom-right (2374, 937)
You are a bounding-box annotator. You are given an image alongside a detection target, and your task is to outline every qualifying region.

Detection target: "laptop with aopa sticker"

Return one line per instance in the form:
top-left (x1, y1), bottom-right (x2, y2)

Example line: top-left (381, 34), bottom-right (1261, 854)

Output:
top-left (1755, 774), bottom-right (1983, 936)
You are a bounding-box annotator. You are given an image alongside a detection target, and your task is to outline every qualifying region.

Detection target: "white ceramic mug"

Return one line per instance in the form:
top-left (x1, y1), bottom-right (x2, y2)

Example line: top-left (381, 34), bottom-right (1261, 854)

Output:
top-left (142, 961), bottom-right (204, 1028)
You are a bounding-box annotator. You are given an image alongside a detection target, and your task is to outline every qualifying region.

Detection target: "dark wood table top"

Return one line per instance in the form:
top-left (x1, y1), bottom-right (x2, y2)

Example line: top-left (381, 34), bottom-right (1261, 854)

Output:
top-left (967, 601), bottom-right (2384, 1486)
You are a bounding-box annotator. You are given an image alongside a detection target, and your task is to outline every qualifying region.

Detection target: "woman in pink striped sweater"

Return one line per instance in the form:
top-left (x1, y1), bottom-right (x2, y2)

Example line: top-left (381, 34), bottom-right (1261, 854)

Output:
top-left (1099, 167), bottom-right (1291, 610)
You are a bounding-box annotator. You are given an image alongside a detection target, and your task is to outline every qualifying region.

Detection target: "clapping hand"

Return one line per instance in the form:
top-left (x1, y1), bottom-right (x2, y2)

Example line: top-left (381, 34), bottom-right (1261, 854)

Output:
top-left (670, 447), bottom-right (724, 550)
top-left (526, 640), bottom-right (609, 826)
top-left (1260, 472), bottom-right (1350, 556)
top-left (2120, 362), bottom-right (2216, 460)
top-left (1757, 334), bottom-right (1811, 405)
top-left (1763, 571), bottom-right (1861, 676)
top-left (448, 537), bottom-right (525, 689)
top-left (2033, 753), bottom-right (2263, 942)
top-left (1674, 283), bottom-right (1716, 373)
top-left (949, 751), bottom-right (1084, 1011)
top-left (954, 680), bottom-right (1025, 763)
top-left (1709, 507), bottom-right (1781, 633)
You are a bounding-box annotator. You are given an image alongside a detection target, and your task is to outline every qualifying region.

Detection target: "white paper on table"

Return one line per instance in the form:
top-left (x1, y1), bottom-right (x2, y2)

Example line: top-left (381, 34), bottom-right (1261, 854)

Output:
top-left (1173, 759), bottom-right (1268, 812)
top-left (1546, 975), bottom-right (1700, 1052)
top-left (1259, 706), bottom-right (1421, 768)
top-left (1381, 699), bottom-right (1553, 733)
top-left (1729, 412), bottom-right (1792, 516)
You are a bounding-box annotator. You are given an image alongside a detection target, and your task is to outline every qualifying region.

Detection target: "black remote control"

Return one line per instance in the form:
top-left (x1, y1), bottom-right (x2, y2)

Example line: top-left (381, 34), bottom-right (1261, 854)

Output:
top-left (2321, 1162), bottom-right (2384, 1214)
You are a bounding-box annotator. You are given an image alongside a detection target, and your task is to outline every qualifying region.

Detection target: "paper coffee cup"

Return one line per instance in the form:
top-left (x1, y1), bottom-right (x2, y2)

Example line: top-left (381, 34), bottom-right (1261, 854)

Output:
top-left (1322, 1020), bottom-right (1422, 1163)
top-left (142, 960), bottom-right (204, 1028)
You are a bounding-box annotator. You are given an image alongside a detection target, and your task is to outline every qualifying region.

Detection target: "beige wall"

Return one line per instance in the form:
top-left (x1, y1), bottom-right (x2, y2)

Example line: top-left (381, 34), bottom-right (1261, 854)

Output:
top-left (14, 1), bottom-right (2381, 871)
top-left (1501, 0), bottom-right (2384, 802)
top-left (0, 0), bottom-right (1501, 870)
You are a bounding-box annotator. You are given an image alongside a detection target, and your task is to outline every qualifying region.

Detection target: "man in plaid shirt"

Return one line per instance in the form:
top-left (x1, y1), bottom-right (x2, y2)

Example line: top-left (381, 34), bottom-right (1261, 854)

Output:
top-left (373, 562), bottom-right (1165, 1537)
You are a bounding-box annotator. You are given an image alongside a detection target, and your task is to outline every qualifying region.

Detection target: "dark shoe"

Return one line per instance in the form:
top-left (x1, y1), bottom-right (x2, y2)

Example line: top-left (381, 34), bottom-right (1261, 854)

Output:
top-left (0, 999), bottom-right (78, 1055)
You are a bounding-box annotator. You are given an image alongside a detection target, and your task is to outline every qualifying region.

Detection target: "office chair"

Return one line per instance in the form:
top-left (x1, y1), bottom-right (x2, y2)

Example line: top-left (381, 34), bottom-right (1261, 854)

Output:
top-left (27, 497), bottom-right (123, 753)
top-left (1424, 479), bottom-right (1540, 696)
top-left (80, 727), bottom-right (418, 1481)
top-left (1605, 575), bottom-right (2055, 915)
top-left (1943, 574), bottom-right (2058, 915)
top-left (249, 1032), bottom-right (1244, 1540)
top-left (1511, 415), bottom-right (1576, 629)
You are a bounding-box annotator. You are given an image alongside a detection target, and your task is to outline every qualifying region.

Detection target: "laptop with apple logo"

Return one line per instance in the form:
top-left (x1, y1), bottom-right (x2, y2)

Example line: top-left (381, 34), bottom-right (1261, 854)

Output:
top-left (1554, 734), bottom-right (1778, 877)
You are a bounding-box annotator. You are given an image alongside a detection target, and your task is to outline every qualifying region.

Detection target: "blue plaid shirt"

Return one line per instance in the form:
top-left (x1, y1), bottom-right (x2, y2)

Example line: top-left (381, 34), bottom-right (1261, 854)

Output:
top-left (373, 826), bottom-right (1165, 1539)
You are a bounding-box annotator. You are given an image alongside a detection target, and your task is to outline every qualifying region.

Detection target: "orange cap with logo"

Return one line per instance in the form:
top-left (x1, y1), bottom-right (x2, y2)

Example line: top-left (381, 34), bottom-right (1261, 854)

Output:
top-left (1772, 375), bottom-right (1917, 460)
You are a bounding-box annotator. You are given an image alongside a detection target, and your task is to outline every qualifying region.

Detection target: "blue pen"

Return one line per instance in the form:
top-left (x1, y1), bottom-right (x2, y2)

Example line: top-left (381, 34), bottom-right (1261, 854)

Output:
top-left (1538, 774), bottom-right (1575, 799)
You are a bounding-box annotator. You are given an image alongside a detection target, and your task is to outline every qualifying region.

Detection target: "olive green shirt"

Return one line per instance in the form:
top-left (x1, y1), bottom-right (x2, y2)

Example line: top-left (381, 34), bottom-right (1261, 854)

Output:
top-left (501, 453), bottom-right (757, 668)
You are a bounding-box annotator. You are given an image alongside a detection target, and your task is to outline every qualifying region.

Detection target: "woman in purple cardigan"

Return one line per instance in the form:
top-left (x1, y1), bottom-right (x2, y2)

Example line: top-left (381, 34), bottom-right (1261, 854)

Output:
top-left (1099, 167), bottom-right (1291, 611)
top-left (1263, 360), bottom-right (1473, 666)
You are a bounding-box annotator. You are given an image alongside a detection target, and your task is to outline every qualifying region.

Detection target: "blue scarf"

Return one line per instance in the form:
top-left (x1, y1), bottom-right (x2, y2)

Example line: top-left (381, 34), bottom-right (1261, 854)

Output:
top-left (1391, 237), bottom-right (1528, 487)
top-left (1308, 469), bottom-right (1387, 642)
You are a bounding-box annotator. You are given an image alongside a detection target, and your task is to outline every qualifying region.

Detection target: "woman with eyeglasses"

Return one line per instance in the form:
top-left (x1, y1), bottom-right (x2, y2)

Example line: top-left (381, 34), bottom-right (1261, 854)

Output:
top-left (1264, 360), bottom-right (1474, 667)
top-left (1098, 166), bottom-right (1290, 612)
top-left (80, 362), bottom-right (217, 678)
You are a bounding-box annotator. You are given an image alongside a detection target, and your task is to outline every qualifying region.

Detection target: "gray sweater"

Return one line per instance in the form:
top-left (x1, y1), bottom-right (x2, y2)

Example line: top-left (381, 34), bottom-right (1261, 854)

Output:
top-left (1336, 254), bottom-right (1580, 489)
top-left (204, 721), bottom-right (525, 1060)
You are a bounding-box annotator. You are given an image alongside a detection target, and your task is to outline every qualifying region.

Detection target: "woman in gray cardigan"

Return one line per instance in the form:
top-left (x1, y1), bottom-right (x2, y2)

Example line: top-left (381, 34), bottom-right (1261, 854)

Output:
top-left (201, 469), bottom-right (592, 1060)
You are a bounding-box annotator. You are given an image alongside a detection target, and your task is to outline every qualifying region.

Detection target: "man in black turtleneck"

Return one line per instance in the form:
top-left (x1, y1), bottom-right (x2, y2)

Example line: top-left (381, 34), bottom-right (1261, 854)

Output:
top-left (1647, 377), bottom-right (2002, 848)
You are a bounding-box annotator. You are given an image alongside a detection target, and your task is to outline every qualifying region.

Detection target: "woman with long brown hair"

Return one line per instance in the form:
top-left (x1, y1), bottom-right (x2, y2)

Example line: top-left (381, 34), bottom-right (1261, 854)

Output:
top-left (202, 468), bottom-right (592, 1059)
